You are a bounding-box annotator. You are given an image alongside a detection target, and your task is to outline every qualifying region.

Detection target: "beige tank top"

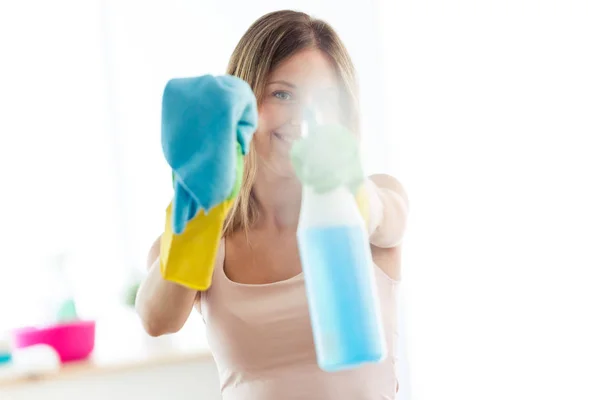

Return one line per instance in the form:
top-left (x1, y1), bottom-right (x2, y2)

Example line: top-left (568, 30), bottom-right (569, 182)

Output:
top-left (199, 240), bottom-right (406, 400)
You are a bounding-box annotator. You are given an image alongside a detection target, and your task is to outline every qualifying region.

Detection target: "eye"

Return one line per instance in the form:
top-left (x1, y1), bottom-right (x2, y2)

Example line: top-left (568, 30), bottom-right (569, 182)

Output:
top-left (273, 90), bottom-right (293, 101)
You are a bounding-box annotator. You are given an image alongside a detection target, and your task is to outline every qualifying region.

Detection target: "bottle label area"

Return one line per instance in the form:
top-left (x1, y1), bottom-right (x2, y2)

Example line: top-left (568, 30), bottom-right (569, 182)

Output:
top-left (297, 225), bottom-right (386, 371)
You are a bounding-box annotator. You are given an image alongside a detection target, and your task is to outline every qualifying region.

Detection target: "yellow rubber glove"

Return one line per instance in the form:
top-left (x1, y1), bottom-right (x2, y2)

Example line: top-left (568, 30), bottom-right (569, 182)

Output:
top-left (160, 199), bottom-right (233, 290)
top-left (159, 146), bottom-right (243, 290)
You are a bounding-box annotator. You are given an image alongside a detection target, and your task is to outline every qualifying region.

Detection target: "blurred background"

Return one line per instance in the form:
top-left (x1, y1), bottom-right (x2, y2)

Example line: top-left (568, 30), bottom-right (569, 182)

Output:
top-left (0, 0), bottom-right (599, 399)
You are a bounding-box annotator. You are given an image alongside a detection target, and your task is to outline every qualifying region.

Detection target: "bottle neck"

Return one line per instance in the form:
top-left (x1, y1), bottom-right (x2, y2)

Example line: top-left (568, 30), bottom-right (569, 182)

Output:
top-left (299, 186), bottom-right (365, 229)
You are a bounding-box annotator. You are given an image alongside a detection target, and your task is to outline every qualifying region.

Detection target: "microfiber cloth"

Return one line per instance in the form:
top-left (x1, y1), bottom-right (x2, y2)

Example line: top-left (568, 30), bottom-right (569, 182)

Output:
top-left (161, 74), bottom-right (258, 234)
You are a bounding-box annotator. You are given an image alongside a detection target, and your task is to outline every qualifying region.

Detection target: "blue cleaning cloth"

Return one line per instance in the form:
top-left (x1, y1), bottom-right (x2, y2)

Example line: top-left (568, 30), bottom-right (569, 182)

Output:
top-left (161, 75), bottom-right (258, 234)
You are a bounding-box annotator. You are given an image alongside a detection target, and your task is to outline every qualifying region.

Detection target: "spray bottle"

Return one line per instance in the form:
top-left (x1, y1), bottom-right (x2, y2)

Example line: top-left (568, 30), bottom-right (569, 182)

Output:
top-left (292, 109), bottom-right (386, 372)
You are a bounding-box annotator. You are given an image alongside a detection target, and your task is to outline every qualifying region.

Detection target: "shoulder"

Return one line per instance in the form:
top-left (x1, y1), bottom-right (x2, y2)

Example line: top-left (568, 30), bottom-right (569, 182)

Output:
top-left (368, 173), bottom-right (409, 208)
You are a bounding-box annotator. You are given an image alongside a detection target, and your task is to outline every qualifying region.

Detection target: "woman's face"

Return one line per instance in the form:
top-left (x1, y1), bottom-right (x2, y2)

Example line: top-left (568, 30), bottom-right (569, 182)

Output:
top-left (254, 48), bottom-right (342, 178)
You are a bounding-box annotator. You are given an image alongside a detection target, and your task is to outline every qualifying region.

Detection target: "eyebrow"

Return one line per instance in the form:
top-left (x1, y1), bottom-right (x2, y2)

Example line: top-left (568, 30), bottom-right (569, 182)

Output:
top-left (267, 80), bottom-right (297, 88)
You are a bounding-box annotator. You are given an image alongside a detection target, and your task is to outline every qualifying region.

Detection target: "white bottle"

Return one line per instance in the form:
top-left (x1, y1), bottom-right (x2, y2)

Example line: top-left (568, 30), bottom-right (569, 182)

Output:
top-left (295, 114), bottom-right (386, 372)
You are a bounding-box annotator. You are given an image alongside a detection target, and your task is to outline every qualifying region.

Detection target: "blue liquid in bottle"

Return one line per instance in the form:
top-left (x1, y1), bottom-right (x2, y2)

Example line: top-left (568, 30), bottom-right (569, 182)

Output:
top-left (297, 187), bottom-right (386, 372)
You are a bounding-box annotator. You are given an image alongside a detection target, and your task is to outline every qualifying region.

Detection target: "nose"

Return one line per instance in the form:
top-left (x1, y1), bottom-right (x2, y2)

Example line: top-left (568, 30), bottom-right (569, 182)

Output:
top-left (289, 103), bottom-right (305, 127)
top-left (298, 106), bottom-right (316, 137)
top-left (290, 99), bottom-right (321, 127)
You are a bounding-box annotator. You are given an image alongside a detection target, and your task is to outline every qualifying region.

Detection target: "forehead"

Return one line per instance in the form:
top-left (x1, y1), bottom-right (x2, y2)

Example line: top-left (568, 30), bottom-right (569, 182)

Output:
top-left (269, 49), bottom-right (338, 88)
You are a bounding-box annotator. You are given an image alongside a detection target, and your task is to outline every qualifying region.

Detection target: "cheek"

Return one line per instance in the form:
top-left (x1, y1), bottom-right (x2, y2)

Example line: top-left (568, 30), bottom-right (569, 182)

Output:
top-left (257, 103), bottom-right (290, 136)
top-left (253, 104), bottom-right (280, 156)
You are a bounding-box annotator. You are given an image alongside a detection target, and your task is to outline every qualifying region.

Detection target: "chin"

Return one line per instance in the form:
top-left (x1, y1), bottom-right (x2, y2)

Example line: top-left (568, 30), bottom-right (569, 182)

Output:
top-left (258, 155), bottom-right (298, 180)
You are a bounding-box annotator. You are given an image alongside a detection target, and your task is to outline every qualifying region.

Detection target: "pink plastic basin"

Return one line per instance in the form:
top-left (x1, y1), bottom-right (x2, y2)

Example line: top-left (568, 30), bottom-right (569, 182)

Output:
top-left (13, 320), bottom-right (96, 363)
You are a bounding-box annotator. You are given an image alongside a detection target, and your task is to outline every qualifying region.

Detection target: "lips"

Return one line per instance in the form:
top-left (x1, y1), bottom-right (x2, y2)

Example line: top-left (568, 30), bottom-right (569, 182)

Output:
top-left (274, 132), bottom-right (300, 144)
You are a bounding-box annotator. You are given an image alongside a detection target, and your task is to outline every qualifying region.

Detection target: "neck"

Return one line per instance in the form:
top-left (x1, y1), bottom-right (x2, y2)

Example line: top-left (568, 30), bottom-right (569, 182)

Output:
top-left (252, 168), bottom-right (302, 231)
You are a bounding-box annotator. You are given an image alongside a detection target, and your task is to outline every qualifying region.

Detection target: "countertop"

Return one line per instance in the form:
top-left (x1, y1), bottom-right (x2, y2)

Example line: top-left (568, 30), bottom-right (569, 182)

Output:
top-left (0, 309), bottom-right (212, 388)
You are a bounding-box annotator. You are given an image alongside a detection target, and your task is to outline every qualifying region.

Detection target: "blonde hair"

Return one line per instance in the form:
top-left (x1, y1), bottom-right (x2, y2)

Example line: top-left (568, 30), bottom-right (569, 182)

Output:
top-left (222, 10), bottom-right (360, 236)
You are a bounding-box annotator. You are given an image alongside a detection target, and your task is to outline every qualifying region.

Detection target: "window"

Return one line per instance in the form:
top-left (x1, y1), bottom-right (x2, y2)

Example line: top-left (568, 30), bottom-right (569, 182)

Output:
top-left (375, 0), bottom-right (600, 398)
top-left (0, 1), bottom-right (126, 331)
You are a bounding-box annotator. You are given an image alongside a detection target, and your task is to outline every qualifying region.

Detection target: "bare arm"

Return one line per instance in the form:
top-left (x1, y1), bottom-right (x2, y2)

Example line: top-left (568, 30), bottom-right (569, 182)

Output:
top-left (365, 174), bottom-right (410, 249)
top-left (135, 235), bottom-right (198, 337)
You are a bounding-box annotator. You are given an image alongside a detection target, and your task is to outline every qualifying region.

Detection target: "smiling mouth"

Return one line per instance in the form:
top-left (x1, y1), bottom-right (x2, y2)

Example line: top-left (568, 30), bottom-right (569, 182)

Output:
top-left (274, 132), bottom-right (299, 144)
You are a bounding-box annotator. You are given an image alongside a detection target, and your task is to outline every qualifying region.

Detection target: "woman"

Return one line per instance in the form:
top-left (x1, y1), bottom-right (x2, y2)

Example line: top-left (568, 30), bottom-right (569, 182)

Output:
top-left (136, 10), bottom-right (409, 399)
